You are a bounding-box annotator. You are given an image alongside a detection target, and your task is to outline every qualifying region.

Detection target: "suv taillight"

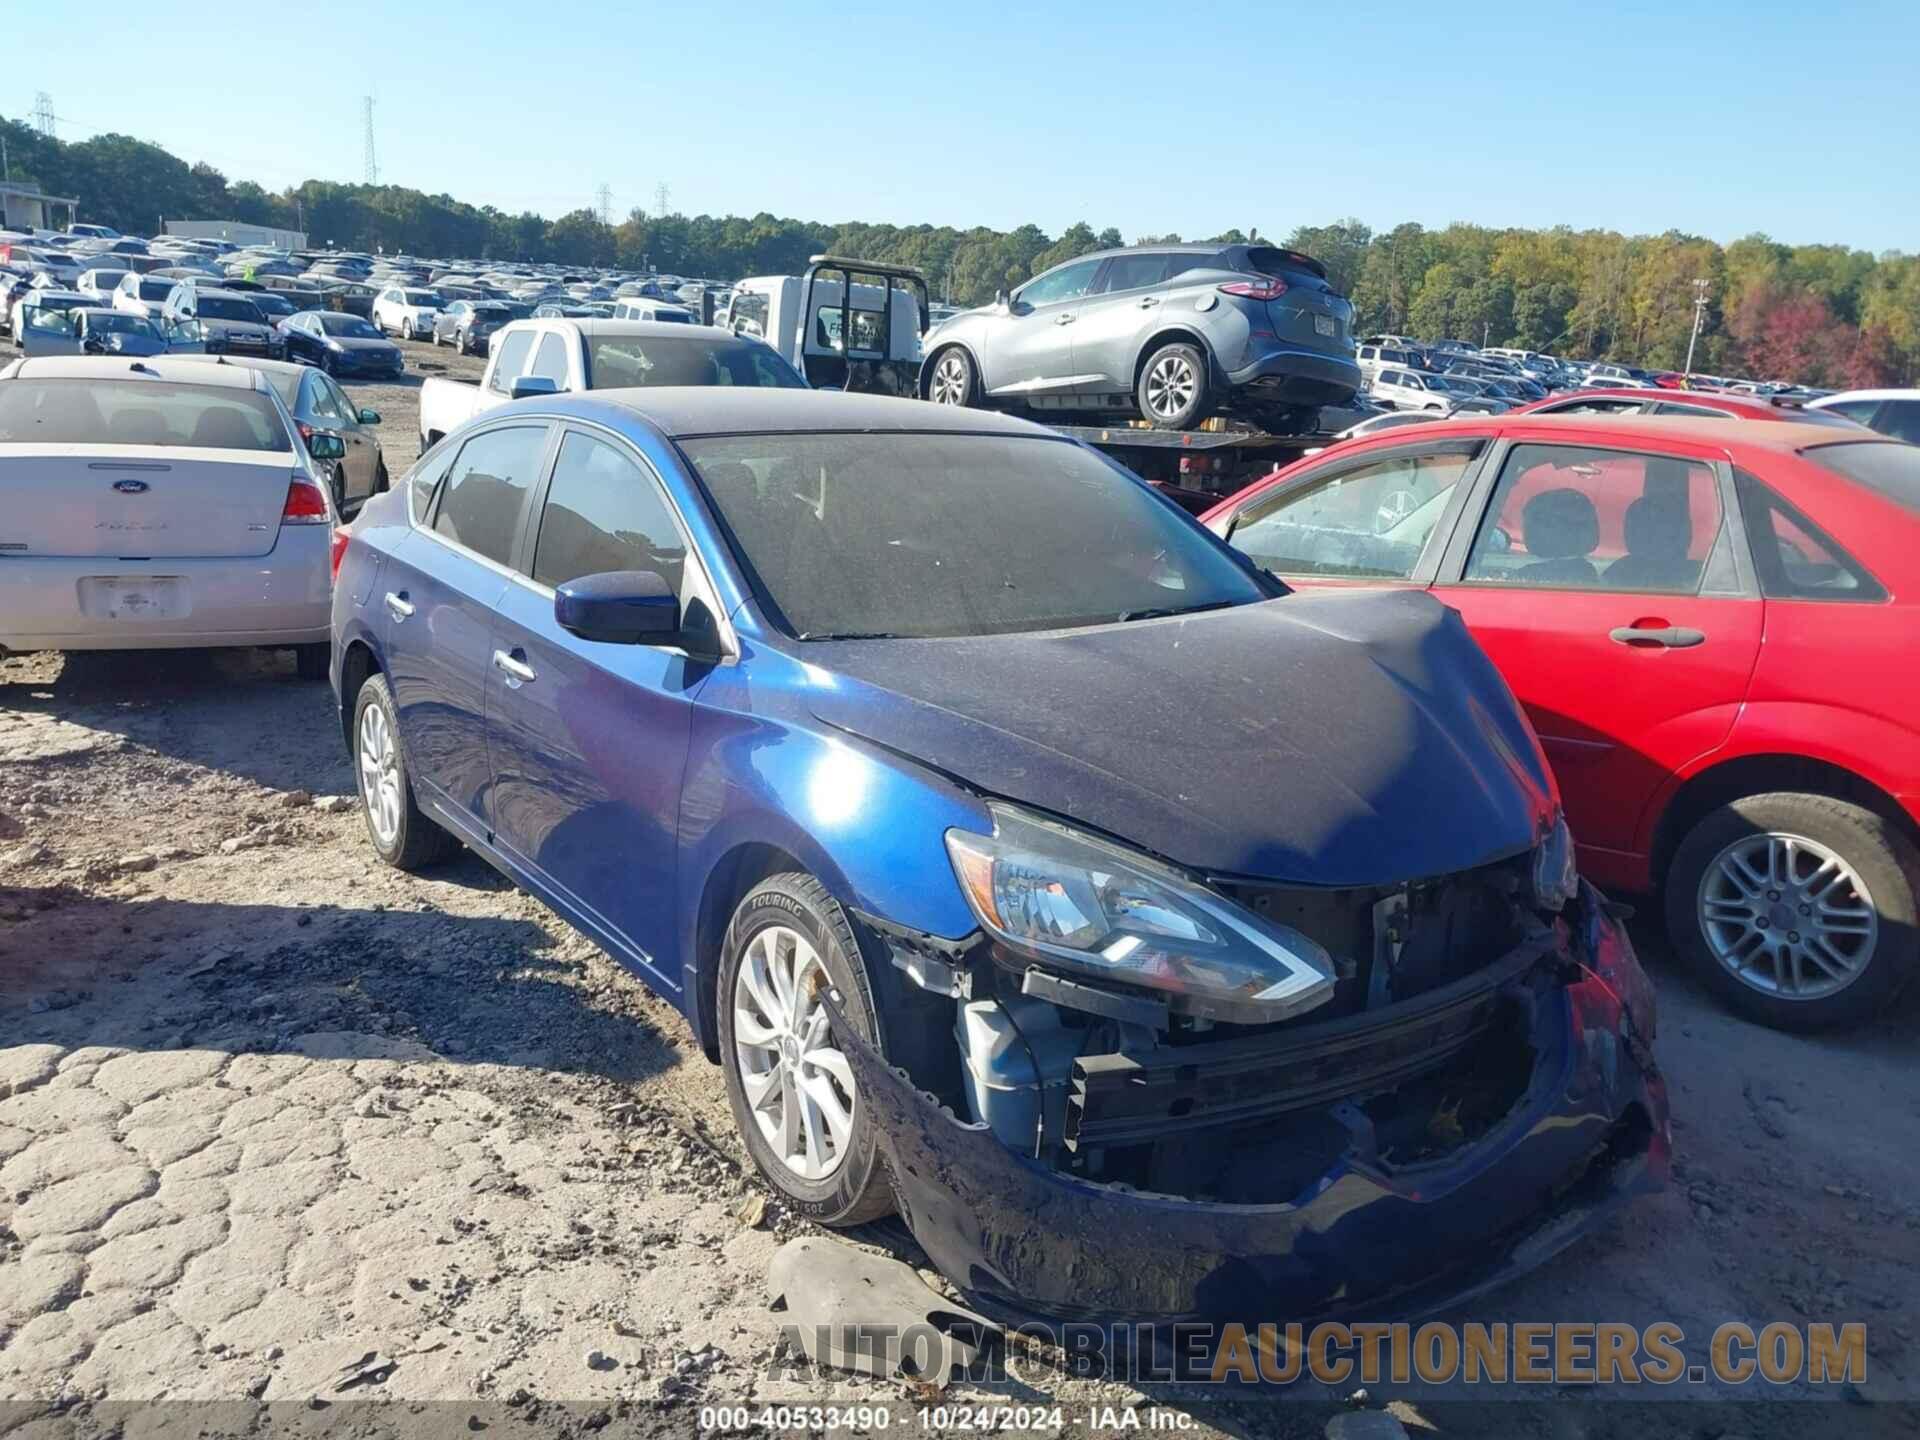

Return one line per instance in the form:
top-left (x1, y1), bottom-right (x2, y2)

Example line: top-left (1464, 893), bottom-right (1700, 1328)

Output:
top-left (329, 525), bottom-right (351, 580)
top-left (1219, 278), bottom-right (1289, 301)
top-left (282, 477), bottom-right (330, 526)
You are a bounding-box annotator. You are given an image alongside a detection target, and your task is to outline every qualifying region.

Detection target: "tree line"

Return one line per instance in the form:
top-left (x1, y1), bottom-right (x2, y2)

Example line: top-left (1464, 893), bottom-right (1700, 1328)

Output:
top-left (5, 116), bottom-right (1914, 386)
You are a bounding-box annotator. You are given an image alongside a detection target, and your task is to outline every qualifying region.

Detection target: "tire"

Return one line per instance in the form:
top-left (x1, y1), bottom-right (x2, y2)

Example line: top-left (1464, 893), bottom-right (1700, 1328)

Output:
top-left (1136, 341), bottom-right (1210, 429)
top-left (324, 462), bottom-right (347, 514)
top-left (319, 351), bottom-right (335, 376)
top-left (293, 643), bottom-right (330, 682)
top-left (927, 346), bottom-right (979, 407)
top-left (1665, 792), bottom-right (1919, 1031)
top-left (373, 456), bottom-right (390, 494)
top-left (716, 872), bottom-right (899, 1226)
top-left (351, 672), bottom-right (457, 871)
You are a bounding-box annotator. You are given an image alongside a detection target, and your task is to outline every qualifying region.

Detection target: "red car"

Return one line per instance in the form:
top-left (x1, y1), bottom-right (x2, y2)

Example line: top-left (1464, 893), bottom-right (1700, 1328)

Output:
top-left (1512, 387), bottom-right (1868, 425)
top-left (1201, 414), bottom-right (1920, 1030)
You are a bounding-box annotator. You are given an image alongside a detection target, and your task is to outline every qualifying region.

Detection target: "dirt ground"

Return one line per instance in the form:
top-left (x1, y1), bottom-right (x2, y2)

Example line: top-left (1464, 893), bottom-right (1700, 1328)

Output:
top-left (1, 334), bottom-right (1917, 1437)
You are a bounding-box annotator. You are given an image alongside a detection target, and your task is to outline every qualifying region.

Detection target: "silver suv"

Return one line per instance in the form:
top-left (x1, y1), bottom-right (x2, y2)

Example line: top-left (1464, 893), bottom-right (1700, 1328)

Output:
top-left (921, 244), bottom-right (1359, 431)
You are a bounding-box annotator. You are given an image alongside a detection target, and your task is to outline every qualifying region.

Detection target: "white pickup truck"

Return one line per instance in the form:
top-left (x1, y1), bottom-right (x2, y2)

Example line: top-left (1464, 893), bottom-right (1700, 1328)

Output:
top-left (415, 317), bottom-right (805, 451)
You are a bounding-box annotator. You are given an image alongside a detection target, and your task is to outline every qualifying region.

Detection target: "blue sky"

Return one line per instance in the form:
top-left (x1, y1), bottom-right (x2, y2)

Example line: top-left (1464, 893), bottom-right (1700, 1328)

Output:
top-left (8, 0), bottom-right (1917, 251)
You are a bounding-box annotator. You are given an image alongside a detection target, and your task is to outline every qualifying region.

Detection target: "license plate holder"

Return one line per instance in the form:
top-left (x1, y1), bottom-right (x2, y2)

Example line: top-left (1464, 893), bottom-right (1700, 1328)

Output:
top-left (1313, 314), bottom-right (1337, 337)
top-left (80, 576), bottom-right (185, 620)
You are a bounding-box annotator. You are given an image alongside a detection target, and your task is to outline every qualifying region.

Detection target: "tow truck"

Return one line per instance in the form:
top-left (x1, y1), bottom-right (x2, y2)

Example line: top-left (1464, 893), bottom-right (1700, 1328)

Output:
top-left (720, 255), bottom-right (1354, 510)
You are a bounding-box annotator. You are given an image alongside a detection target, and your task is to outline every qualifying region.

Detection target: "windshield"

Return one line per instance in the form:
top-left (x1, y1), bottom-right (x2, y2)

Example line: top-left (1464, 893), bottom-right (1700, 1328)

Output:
top-left (317, 314), bottom-right (380, 338)
top-left (0, 378), bottom-right (291, 451)
top-left (585, 336), bottom-right (804, 390)
top-left (684, 432), bottom-right (1270, 639)
top-left (138, 280), bottom-right (175, 300)
top-left (197, 296), bottom-right (263, 322)
top-left (403, 290), bottom-right (438, 305)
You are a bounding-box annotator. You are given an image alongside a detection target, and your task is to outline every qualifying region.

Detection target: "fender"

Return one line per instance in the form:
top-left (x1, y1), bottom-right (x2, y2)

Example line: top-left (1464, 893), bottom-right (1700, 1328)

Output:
top-left (919, 337), bottom-right (989, 400)
top-left (1634, 698), bottom-right (1920, 860)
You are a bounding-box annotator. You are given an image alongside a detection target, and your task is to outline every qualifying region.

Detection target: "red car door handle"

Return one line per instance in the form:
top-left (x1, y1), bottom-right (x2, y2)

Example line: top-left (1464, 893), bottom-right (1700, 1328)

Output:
top-left (1609, 625), bottom-right (1706, 648)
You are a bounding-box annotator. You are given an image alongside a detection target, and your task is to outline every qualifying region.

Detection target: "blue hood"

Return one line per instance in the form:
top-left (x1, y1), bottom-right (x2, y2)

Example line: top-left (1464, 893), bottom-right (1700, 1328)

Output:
top-left (802, 588), bottom-right (1556, 886)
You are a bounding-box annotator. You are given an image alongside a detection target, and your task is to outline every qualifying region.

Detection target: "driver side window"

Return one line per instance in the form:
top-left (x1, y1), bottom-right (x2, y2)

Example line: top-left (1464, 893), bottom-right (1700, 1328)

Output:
top-left (1224, 447), bottom-right (1479, 580)
top-left (1016, 259), bottom-right (1101, 308)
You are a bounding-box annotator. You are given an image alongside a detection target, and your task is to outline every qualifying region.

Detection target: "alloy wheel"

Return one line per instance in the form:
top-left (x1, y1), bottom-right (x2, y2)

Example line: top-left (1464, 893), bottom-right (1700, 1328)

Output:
top-left (1144, 353), bottom-right (1197, 420)
top-left (357, 701), bottom-right (403, 849)
top-left (930, 353), bottom-right (969, 405)
top-left (1698, 831), bottom-right (1877, 1000)
top-left (731, 924), bottom-right (857, 1181)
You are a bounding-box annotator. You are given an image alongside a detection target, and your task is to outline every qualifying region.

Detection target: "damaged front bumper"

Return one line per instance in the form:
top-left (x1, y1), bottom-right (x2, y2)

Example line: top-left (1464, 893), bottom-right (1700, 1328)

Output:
top-left (841, 884), bottom-right (1669, 1330)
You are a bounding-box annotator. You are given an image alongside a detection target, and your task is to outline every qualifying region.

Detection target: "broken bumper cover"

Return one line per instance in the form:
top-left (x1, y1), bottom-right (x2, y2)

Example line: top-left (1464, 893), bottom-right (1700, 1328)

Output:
top-left (845, 886), bottom-right (1669, 1330)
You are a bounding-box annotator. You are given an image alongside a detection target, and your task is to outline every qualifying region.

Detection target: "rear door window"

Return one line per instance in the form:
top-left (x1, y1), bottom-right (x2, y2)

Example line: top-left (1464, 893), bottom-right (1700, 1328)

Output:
top-left (1464, 443), bottom-right (1724, 593)
top-left (1097, 253), bottom-right (1169, 293)
top-left (431, 424), bottom-right (550, 566)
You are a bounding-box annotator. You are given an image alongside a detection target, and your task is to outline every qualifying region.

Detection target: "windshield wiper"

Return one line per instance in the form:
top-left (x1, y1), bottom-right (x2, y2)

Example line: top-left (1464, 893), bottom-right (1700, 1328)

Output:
top-left (794, 630), bottom-right (905, 642)
top-left (1114, 600), bottom-right (1238, 623)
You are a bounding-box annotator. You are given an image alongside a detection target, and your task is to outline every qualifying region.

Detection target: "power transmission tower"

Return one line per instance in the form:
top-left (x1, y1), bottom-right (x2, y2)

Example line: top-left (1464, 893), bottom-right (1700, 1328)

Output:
top-left (653, 182), bottom-right (671, 218)
top-left (596, 184), bottom-right (613, 225)
top-left (32, 92), bottom-right (56, 138)
top-left (362, 96), bottom-right (378, 185)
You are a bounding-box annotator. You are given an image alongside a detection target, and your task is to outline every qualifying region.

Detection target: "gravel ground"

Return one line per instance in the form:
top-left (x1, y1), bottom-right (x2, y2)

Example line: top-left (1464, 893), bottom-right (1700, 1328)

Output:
top-left (1, 333), bottom-right (1917, 1436)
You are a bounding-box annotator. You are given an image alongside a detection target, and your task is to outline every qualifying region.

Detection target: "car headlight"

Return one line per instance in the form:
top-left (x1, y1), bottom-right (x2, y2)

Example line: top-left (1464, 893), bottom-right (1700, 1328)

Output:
top-left (945, 803), bottom-right (1335, 1024)
top-left (1532, 813), bottom-right (1578, 912)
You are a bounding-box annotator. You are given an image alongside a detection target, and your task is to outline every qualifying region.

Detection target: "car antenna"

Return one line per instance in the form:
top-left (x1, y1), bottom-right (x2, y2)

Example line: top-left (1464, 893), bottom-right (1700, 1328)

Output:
top-left (129, 361), bottom-right (158, 376)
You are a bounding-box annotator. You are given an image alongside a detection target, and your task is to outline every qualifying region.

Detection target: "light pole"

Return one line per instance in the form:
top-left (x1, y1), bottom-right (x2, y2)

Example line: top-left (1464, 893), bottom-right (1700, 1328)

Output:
top-left (1683, 278), bottom-right (1710, 382)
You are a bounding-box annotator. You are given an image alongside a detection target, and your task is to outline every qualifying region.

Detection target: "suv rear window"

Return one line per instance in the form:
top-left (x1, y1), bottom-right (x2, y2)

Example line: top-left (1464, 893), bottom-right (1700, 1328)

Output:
top-left (1803, 441), bottom-right (1920, 515)
top-left (1246, 247), bottom-right (1328, 281)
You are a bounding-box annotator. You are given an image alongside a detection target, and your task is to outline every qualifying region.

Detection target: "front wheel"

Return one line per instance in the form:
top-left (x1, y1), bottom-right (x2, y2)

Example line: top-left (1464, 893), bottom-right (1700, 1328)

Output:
top-left (1137, 341), bottom-right (1210, 429)
top-left (1665, 792), bottom-right (1919, 1030)
top-left (717, 873), bottom-right (894, 1226)
top-left (927, 347), bottom-right (979, 407)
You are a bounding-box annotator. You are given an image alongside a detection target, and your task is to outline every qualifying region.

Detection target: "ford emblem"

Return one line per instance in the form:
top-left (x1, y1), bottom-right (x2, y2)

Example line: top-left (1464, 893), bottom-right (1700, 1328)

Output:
top-left (112, 479), bottom-right (150, 494)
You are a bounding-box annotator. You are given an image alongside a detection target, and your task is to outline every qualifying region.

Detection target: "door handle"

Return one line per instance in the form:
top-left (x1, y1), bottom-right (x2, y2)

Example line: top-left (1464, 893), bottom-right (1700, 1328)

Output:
top-left (1138, 297), bottom-right (1160, 309)
top-left (1609, 625), bottom-right (1705, 648)
top-left (384, 591), bottom-right (414, 620)
top-left (1053, 313), bottom-right (1076, 325)
top-left (492, 648), bottom-right (537, 685)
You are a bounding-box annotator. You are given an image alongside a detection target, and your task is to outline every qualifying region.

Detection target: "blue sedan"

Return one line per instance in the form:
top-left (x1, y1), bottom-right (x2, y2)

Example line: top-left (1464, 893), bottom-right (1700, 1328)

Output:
top-left (330, 389), bottom-right (1667, 1331)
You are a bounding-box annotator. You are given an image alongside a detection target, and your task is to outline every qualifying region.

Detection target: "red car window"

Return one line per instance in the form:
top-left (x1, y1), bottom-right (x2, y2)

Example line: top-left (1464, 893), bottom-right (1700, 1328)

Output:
top-left (1466, 444), bottom-right (1722, 592)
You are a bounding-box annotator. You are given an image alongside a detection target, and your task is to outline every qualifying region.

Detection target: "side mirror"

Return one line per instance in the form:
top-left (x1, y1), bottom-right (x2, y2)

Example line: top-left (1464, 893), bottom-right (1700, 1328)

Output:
top-left (358, 407), bottom-right (380, 424)
top-left (1488, 526), bottom-right (1512, 555)
top-left (509, 374), bottom-right (560, 400)
top-left (554, 570), bottom-right (678, 645)
top-left (308, 433), bottom-right (347, 462)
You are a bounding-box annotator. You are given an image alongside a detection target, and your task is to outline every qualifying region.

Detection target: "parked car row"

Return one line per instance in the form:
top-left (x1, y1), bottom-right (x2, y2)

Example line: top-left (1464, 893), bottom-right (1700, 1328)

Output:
top-left (4, 222), bottom-right (1917, 1346)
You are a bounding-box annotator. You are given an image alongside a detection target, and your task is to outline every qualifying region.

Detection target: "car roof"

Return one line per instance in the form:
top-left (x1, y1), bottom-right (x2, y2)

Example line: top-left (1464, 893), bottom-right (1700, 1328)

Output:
top-left (3, 355), bottom-right (272, 390)
top-left (551, 386), bottom-right (1058, 441)
top-left (1378, 412), bottom-right (1872, 457)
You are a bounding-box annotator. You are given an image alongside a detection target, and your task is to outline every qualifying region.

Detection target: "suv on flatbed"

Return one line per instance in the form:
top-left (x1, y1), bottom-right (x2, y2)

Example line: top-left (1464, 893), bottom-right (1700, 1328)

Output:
top-left (921, 243), bottom-right (1359, 432)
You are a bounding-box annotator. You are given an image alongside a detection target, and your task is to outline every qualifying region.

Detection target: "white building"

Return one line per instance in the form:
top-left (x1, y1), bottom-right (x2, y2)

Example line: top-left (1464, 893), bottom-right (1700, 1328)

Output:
top-left (163, 219), bottom-right (309, 250)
